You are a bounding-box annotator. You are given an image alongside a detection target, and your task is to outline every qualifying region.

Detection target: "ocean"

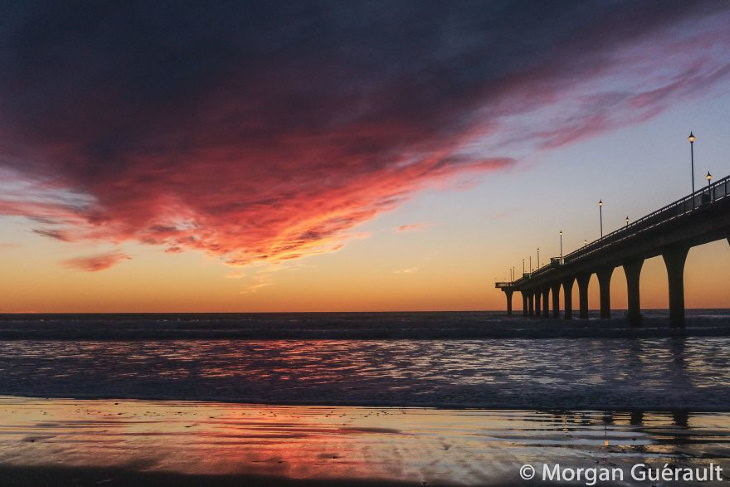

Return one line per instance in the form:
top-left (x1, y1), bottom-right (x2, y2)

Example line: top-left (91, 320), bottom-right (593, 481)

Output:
top-left (2, 310), bottom-right (730, 485)
top-left (1, 310), bottom-right (729, 409)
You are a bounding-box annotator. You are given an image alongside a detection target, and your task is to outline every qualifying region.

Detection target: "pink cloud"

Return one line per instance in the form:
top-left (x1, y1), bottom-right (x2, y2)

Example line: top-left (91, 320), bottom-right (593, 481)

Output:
top-left (396, 223), bottom-right (431, 233)
top-left (62, 251), bottom-right (131, 272)
top-left (0, 3), bottom-right (728, 270)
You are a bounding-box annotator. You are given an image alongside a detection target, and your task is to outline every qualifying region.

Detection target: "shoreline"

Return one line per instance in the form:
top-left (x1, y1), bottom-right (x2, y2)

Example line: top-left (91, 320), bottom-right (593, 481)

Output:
top-left (6, 392), bottom-right (730, 413)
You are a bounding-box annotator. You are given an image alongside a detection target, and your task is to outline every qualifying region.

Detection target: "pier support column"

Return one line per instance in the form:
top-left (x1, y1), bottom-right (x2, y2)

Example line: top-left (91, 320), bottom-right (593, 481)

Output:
top-left (521, 292), bottom-right (528, 316)
top-left (534, 290), bottom-right (541, 316)
top-left (563, 277), bottom-right (574, 320)
top-left (577, 273), bottom-right (591, 319)
top-left (623, 257), bottom-right (644, 327)
top-left (597, 266), bottom-right (614, 319)
top-left (662, 245), bottom-right (690, 328)
top-left (551, 282), bottom-right (561, 319)
top-left (503, 289), bottom-right (514, 315)
top-left (527, 292), bottom-right (534, 316)
top-left (542, 288), bottom-right (550, 318)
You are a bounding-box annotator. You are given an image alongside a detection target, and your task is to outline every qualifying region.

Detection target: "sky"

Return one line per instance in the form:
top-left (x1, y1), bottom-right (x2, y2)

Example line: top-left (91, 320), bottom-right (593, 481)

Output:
top-left (0, 0), bottom-right (729, 313)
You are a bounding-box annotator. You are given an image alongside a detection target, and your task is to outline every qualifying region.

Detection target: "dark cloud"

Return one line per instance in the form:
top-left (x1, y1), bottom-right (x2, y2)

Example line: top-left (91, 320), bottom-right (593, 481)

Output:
top-left (32, 228), bottom-right (72, 242)
top-left (0, 1), bottom-right (728, 267)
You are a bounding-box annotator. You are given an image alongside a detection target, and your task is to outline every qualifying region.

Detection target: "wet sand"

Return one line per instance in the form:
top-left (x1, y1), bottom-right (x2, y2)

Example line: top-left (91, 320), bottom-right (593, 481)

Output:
top-left (1, 396), bottom-right (728, 486)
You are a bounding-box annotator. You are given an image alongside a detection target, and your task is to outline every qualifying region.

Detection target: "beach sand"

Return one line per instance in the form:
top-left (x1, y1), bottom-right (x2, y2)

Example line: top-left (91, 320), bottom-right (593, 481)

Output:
top-left (1, 396), bottom-right (728, 486)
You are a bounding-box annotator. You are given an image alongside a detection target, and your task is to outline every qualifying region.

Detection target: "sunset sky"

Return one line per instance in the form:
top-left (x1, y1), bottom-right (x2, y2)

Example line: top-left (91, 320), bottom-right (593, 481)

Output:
top-left (1, 1), bottom-right (729, 313)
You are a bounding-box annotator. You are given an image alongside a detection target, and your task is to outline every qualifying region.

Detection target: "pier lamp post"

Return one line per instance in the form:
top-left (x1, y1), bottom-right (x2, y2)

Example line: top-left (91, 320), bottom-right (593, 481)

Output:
top-left (707, 171), bottom-right (713, 202)
top-left (537, 247), bottom-right (540, 268)
top-left (625, 216), bottom-right (629, 227)
top-left (688, 132), bottom-right (696, 194)
top-left (559, 230), bottom-right (563, 262)
top-left (598, 200), bottom-right (604, 238)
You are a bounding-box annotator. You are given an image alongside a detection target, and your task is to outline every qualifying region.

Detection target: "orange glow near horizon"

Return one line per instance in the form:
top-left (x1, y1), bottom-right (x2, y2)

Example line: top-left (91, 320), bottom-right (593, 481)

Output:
top-left (1, 2), bottom-right (730, 315)
top-left (1, 223), bottom-right (728, 313)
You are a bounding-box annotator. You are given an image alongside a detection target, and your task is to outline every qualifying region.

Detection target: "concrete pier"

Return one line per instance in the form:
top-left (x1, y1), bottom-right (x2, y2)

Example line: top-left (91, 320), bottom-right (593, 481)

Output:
top-left (496, 174), bottom-right (730, 326)
top-left (663, 245), bottom-right (689, 328)
top-left (597, 267), bottom-right (613, 319)
top-left (521, 292), bottom-right (528, 316)
top-left (551, 282), bottom-right (560, 319)
top-left (577, 273), bottom-right (590, 320)
top-left (562, 277), bottom-right (574, 320)
top-left (623, 257), bottom-right (644, 327)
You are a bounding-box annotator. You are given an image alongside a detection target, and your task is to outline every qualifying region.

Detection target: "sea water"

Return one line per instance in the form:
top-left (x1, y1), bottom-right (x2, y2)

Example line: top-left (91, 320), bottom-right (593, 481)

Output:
top-left (0, 310), bottom-right (729, 409)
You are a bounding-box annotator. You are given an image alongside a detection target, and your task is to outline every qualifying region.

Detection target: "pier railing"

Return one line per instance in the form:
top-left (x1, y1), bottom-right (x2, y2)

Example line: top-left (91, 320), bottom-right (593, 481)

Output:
top-left (520, 174), bottom-right (730, 282)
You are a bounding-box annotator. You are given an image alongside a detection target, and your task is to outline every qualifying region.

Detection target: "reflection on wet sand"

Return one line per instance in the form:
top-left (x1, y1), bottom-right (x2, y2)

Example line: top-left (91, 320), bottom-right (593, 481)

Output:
top-left (0, 396), bottom-right (729, 486)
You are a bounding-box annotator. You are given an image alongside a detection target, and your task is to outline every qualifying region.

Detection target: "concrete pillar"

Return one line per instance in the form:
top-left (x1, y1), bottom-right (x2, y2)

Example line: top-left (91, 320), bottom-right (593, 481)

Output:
top-left (534, 290), bottom-right (541, 316)
top-left (623, 257), bottom-right (644, 327)
top-left (521, 292), bottom-right (528, 316)
top-left (551, 282), bottom-right (561, 319)
top-left (597, 266), bottom-right (614, 319)
top-left (662, 245), bottom-right (690, 328)
top-left (542, 288), bottom-right (550, 318)
top-left (563, 277), bottom-right (574, 320)
top-left (528, 292), bottom-right (534, 316)
top-left (577, 273), bottom-right (591, 319)
top-left (504, 289), bottom-right (514, 315)
top-left (630, 411), bottom-right (644, 426)
top-left (673, 410), bottom-right (689, 428)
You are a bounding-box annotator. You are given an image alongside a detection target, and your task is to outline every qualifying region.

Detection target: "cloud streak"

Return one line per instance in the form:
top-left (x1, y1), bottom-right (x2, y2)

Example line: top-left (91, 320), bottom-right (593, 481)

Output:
top-left (0, 1), bottom-right (728, 268)
top-left (396, 223), bottom-right (431, 233)
top-left (62, 251), bottom-right (131, 272)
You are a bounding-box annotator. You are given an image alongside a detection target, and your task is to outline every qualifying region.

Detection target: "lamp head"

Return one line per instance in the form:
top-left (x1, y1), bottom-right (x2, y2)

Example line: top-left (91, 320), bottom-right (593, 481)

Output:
top-left (688, 132), bottom-right (696, 143)
top-left (706, 171), bottom-right (712, 181)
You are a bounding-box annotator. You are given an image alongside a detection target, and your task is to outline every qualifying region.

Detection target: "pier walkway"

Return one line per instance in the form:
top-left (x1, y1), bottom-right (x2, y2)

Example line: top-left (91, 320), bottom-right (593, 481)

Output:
top-left (496, 175), bottom-right (730, 327)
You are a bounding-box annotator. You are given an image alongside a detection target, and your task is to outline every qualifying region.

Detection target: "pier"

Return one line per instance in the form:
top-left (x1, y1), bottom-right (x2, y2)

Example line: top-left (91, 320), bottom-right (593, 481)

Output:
top-left (496, 174), bottom-right (730, 327)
